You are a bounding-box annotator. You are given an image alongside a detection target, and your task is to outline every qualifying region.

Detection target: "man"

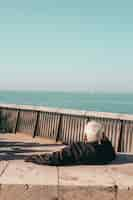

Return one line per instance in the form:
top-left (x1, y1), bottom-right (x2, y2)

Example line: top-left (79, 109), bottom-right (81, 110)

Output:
top-left (25, 121), bottom-right (116, 166)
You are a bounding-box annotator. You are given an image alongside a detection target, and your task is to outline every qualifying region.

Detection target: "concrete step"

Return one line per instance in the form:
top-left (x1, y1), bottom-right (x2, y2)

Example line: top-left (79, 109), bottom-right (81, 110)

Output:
top-left (1, 133), bottom-right (133, 200)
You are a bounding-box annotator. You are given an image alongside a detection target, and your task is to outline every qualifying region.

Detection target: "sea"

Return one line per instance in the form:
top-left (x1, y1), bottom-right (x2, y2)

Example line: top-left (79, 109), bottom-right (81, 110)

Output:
top-left (0, 91), bottom-right (133, 115)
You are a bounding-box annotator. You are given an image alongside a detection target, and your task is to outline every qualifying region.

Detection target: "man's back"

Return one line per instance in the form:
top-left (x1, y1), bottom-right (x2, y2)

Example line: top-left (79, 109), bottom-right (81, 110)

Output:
top-left (25, 137), bottom-right (116, 166)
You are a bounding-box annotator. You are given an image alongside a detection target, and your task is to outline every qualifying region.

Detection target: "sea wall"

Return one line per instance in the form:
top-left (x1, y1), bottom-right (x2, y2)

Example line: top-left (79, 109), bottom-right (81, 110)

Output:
top-left (0, 104), bottom-right (133, 153)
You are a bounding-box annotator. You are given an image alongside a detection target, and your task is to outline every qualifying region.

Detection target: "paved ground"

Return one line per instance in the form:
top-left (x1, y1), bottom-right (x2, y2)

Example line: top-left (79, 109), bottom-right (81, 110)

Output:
top-left (1, 133), bottom-right (133, 200)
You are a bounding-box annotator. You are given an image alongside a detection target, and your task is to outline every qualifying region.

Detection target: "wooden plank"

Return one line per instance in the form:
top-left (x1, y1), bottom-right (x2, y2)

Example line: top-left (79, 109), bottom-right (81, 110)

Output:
top-left (36, 112), bottom-right (60, 140)
top-left (32, 111), bottom-right (40, 138)
top-left (0, 108), bottom-right (18, 133)
top-left (16, 110), bottom-right (37, 135)
top-left (58, 115), bottom-right (87, 144)
top-left (2, 103), bottom-right (133, 153)
top-left (119, 120), bottom-right (133, 153)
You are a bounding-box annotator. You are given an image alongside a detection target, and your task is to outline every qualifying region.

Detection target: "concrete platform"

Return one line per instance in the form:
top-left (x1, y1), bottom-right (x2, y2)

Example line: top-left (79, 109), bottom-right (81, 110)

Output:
top-left (1, 133), bottom-right (133, 200)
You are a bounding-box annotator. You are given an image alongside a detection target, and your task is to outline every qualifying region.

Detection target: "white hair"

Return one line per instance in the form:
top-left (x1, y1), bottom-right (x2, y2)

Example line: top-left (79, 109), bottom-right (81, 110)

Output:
top-left (84, 121), bottom-right (104, 144)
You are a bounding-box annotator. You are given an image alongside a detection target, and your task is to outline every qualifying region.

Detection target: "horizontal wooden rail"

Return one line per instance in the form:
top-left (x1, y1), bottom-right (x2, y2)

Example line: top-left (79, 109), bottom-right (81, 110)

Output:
top-left (1, 103), bottom-right (133, 120)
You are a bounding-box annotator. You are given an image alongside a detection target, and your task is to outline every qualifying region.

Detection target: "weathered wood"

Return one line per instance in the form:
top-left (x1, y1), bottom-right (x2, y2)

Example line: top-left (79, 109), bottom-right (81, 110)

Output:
top-left (36, 112), bottom-right (60, 140)
top-left (17, 110), bottom-right (38, 135)
top-left (58, 115), bottom-right (87, 144)
top-left (14, 110), bottom-right (20, 133)
top-left (32, 111), bottom-right (40, 138)
top-left (120, 121), bottom-right (133, 153)
top-left (1, 104), bottom-right (133, 153)
top-left (0, 108), bottom-right (18, 133)
top-left (1, 103), bottom-right (133, 121)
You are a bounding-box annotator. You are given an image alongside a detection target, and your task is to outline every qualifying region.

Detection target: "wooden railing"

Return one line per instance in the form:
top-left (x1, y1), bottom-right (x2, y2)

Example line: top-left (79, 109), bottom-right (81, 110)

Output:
top-left (0, 104), bottom-right (133, 153)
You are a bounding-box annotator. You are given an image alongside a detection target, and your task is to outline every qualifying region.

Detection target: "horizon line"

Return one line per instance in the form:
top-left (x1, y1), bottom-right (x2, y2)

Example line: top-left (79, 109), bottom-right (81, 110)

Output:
top-left (0, 89), bottom-right (132, 94)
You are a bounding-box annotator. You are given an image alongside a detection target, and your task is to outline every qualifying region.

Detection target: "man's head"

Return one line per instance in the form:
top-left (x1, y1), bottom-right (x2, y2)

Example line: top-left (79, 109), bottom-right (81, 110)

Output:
top-left (84, 121), bottom-right (105, 144)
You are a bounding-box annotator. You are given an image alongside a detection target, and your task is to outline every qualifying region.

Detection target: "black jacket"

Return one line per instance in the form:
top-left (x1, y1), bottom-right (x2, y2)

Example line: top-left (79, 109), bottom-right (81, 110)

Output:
top-left (25, 137), bottom-right (116, 166)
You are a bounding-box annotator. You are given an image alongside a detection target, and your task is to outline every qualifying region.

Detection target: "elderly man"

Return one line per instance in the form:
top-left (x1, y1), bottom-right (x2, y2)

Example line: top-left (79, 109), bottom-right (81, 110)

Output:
top-left (25, 121), bottom-right (116, 166)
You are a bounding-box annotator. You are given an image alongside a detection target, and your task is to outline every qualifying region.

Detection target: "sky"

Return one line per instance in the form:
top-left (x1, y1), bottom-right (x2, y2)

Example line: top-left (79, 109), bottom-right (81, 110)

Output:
top-left (0, 0), bottom-right (133, 92)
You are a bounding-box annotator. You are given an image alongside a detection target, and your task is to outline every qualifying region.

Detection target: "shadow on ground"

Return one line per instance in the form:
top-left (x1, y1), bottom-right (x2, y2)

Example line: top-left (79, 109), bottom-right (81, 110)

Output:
top-left (111, 153), bottom-right (133, 165)
top-left (1, 136), bottom-right (133, 165)
top-left (0, 140), bottom-right (64, 161)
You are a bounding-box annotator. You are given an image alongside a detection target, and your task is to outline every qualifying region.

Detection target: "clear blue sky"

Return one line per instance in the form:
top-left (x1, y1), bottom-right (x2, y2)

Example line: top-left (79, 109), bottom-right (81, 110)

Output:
top-left (0, 0), bottom-right (133, 92)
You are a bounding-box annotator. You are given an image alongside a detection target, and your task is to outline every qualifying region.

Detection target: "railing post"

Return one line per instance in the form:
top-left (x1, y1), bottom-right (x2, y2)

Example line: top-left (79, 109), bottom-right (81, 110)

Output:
top-left (32, 111), bottom-right (40, 138)
top-left (117, 120), bottom-right (124, 152)
top-left (56, 114), bottom-right (62, 142)
top-left (14, 109), bottom-right (20, 134)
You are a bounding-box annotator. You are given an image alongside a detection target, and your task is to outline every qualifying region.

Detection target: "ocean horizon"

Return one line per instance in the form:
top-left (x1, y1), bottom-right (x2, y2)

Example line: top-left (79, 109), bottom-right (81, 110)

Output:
top-left (0, 90), bottom-right (133, 115)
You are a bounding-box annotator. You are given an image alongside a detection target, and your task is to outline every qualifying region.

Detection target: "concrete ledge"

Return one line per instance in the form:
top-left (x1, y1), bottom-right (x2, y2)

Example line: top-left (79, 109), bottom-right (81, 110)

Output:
top-left (0, 160), bottom-right (58, 185)
top-left (0, 185), bottom-right (58, 200)
top-left (1, 134), bottom-right (133, 199)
